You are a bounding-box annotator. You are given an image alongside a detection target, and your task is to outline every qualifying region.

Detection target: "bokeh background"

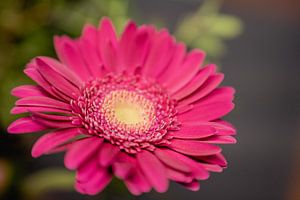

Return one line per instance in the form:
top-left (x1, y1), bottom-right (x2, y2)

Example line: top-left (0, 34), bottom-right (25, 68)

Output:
top-left (0, 0), bottom-right (299, 199)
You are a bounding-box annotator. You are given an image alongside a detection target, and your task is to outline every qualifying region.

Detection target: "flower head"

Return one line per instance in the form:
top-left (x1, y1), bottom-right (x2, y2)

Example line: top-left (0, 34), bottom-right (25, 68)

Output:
top-left (8, 17), bottom-right (236, 195)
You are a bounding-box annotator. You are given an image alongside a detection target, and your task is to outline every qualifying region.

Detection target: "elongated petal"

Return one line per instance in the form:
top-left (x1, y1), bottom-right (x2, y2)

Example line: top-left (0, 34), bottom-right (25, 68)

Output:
top-left (178, 102), bottom-right (234, 122)
top-left (154, 148), bottom-right (191, 173)
top-left (180, 73), bottom-right (224, 106)
top-left (54, 36), bottom-right (91, 81)
top-left (16, 96), bottom-right (71, 111)
top-left (168, 123), bottom-right (217, 139)
top-left (98, 142), bottom-right (120, 167)
top-left (173, 64), bottom-right (216, 100)
top-left (137, 150), bottom-right (169, 193)
top-left (7, 117), bottom-right (47, 134)
top-left (11, 85), bottom-right (46, 98)
top-left (31, 128), bottom-right (81, 157)
top-left (64, 137), bottom-right (103, 170)
top-left (166, 50), bottom-right (205, 94)
top-left (168, 139), bottom-right (221, 156)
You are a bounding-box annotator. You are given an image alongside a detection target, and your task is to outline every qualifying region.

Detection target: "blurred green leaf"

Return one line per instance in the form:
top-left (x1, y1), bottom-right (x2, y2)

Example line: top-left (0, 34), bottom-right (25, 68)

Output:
top-left (22, 168), bottom-right (75, 198)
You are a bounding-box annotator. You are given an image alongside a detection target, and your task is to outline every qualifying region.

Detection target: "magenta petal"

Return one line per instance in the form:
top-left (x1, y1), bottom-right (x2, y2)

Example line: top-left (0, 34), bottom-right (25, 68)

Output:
top-left (31, 128), bottom-right (81, 157)
top-left (195, 87), bottom-right (235, 106)
top-left (76, 159), bottom-right (100, 183)
top-left (10, 106), bottom-right (71, 115)
top-left (166, 50), bottom-right (205, 94)
top-left (7, 117), bottom-right (47, 134)
top-left (154, 148), bottom-right (191, 173)
top-left (169, 139), bottom-right (221, 156)
top-left (24, 67), bottom-right (61, 100)
top-left (54, 36), bottom-right (91, 81)
top-left (98, 142), bottom-right (120, 167)
top-left (64, 137), bottom-right (103, 170)
top-left (76, 169), bottom-right (112, 195)
top-left (35, 58), bottom-right (79, 98)
top-left (178, 102), bottom-right (235, 122)
top-left (182, 180), bottom-right (200, 191)
top-left (199, 163), bottom-right (223, 172)
top-left (158, 149), bottom-right (209, 180)
top-left (97, 17), bottom-right (118, 72)
top-left (180, 73), bottom-right (224, 106)
top-left (168, 123), bottom-right (217, 139)
top-left (137, 150), bottom-right (169, 193)
top-left (143, 30), bottom-right (174, 78)
top-left (113, 152), bottom-right (135, 179)
top-left (11, 85), bottom-right (46, 98)
top-left (124, 166), bottom-right (151, 195)
top-left (200, 135), bottom-right (237, 144)
top-left (16, 96), bottom-right (71, 110)
top-left (36, 56), bottom-right (83, 87)
top-left (78, 24), bottom-right (104, 77)
top-left (165, 167), bottom-right (193, 183)
top-left (158, 43), bottom-right (186, 83)
top-left (194, 153), bottom-right (227, 167)
top-left (173, 64), bottom-right (216, 100)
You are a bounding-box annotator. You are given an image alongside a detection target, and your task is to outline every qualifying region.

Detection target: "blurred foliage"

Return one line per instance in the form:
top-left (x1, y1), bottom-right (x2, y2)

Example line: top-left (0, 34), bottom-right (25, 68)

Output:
top-left (0, 159), bottom-right (13, 196)
top-left (22, 168), bottom-right (75, 199)
top-left (175, 0), bottom-right (243, 62)
top-left (0, 0), bottom-right (243, 199)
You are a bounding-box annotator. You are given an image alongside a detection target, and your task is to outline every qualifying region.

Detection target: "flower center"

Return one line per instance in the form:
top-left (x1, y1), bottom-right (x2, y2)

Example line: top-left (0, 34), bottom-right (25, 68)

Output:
top-left (102, 90), bottom-right (155, 133)
top-left (71, 74), bottom-right (179, 153)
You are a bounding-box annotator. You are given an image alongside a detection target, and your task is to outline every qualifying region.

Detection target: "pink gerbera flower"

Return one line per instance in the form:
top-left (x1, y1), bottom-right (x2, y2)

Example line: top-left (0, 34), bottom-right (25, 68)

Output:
top-left (8, 17), bottom-right (236, 195)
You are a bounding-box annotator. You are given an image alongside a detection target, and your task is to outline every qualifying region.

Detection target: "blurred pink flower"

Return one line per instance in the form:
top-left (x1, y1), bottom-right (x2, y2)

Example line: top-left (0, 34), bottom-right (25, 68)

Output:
top-left (8, 17), bottom-right (236, 195)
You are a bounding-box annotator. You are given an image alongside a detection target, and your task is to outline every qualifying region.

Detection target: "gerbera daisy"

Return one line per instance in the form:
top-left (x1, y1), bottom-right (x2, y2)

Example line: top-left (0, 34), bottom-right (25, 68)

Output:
top-left (8, 17), bottom-right (236, 195)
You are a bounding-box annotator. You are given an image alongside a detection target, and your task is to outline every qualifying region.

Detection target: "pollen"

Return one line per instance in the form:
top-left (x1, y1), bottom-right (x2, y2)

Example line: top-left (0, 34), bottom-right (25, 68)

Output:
top-left (102, 90), bottom-right (155, 132)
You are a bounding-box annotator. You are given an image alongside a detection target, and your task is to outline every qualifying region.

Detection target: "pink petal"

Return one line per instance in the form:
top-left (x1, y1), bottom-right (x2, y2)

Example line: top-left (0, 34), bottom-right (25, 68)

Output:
top-left (137, 150), bottom-right (169, 193)
top-left (168, 123), bottom-right (217, 139)
top-left (154, 148), bottom-right (191, 173)
top-left (157, 149), bottom-right (209, 180)
top-left (78, 24), bottom-right (104, 77)
top-left (200, 135), bottom-right (237, 144)
top-left (7, 117), bottom-right (47, 134)
top-left (118, 21), bottom-right (138, 73)
top-left (11, 85), bottom-right (46, 98)
top-left (31, 116), bottom-right (76, 129)
top-left (199, 163), bottom-right (223, 172)
top-left (179, 73), bottom-right (224, 106)
top-left (54, 36), bottom-right (92, 81)
top-left (142, 29), bottom-right (174, 78)
top-left (16, 96), bottom-right (71, 111)
top-left (165, 50), bottom-right (206, 94)
top-left (35, 58), bottom-right (79, 98)
top-left (64, 137), bottom-right (103, 170)
top-left (76, 169), bottom-right (112, 195)
top-left (113, 152), bottom-right (136, 179)
top-left (178, 102), bottom-right (235, 122)
top-left (36, 56), bottom-right (83, 87)
top-left (124, 165), bottom-right (151, 195)
top-left (98, 142), bottom-right (120, 167)
top-left (194, 153), bottom-right (227, 167)
top-left (182, 180), bottom-right (200, 191)
top-left (168, 139), bottom-right (221, 156)
top-left (76, 159), bottom-right (100, 183)
top-left (165, 167), bottom-right (193, 183)
top-left (172, 64), bottom-right (216, 100)
top-left (158, 42), bottom-right (186, 84)
top-left (124, 26), bottom-right (153, 73)
top-left (24, 67), bottom-right (61, 100)
top-left (97, 17), bottom-right (118, 72)
top-left (194, 87), bottom-right (235, 106)
top-left (31, 128), bottom-right (81, 157)
top-left (10, 106), bottom-right (71, 115)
